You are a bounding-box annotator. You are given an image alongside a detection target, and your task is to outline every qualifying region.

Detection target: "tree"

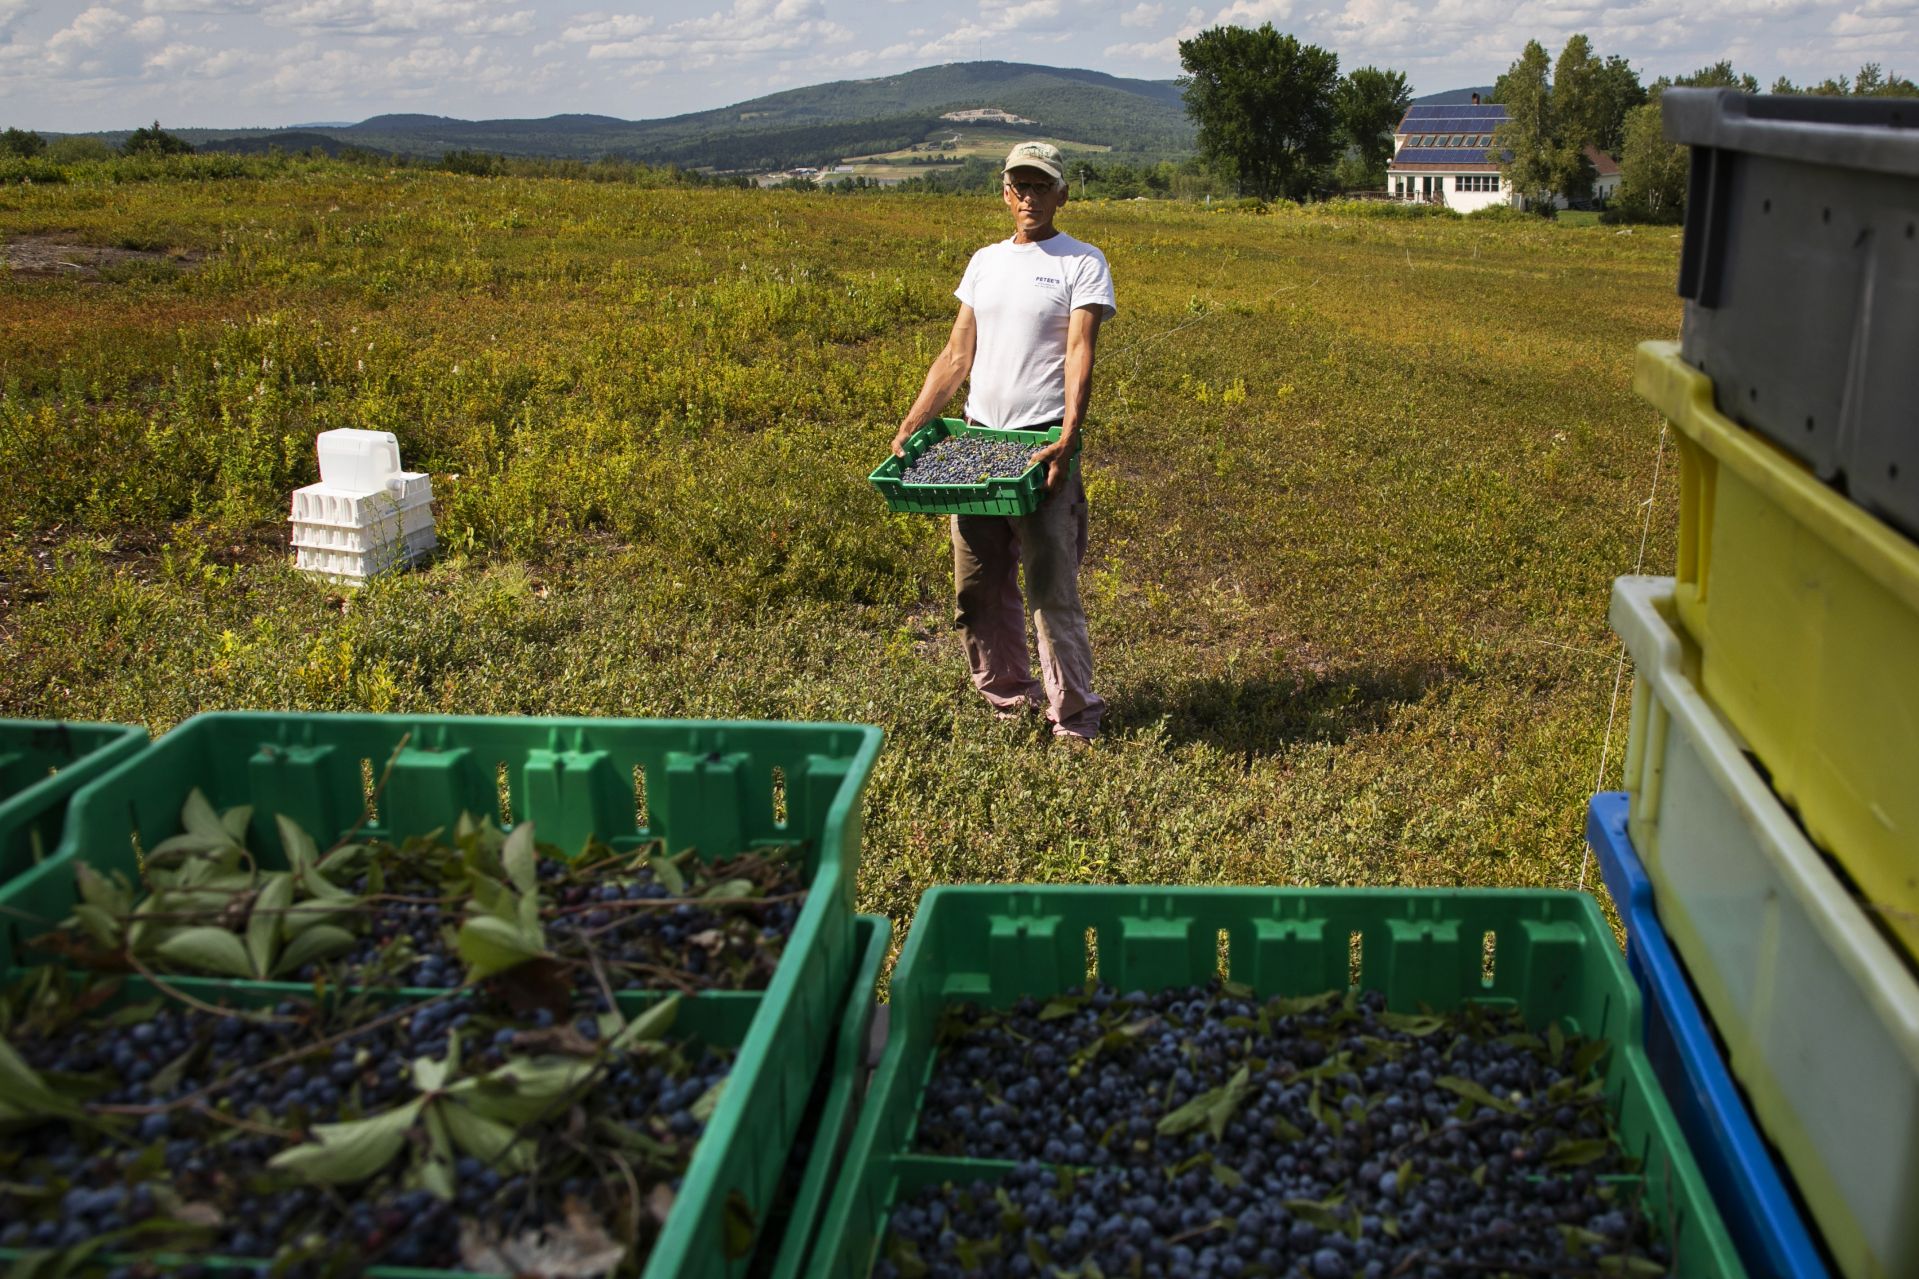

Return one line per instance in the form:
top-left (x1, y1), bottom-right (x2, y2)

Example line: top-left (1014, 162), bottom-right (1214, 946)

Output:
top-left (1615, 99), bottom-right (1686, 222)
top-left (1552, 36), bottom-right (1606, 154)
top-left (1, 127), bottom-right (46, 158)
top-left (1676, 61), bottom-right (1759, 92)
top-left (48, 136), bottom-right (112, 163)
top-left (1492, 40), bottom-right (1563, 211)
top-left (122, 120), bottom-right (193, 157)
top-left (1590, 56), bottom-right (1648, 153)
top-left (1336, 66), bottom-right (1412, 186)
top-left (1179, 25), bottom-right (1342, 201)
top-left (1783, 63), bottom-right (1919, 96)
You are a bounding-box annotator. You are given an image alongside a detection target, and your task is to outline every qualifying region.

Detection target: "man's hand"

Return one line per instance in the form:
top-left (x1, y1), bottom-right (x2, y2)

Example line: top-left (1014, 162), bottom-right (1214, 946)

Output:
top-left (891, 420), bottom-right (921, 459)
top-left (1033, 440), bottom-right (1072, 492)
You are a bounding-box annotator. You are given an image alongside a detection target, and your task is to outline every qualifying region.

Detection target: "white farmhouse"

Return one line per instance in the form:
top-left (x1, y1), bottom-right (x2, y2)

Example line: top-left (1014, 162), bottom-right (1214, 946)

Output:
top-left (1386, 98), bottom-right (1625, 212)
top-left (1586, 145), bottom-right (1622, 202)
top-left (1386, 100), bottom-right (1514, 212)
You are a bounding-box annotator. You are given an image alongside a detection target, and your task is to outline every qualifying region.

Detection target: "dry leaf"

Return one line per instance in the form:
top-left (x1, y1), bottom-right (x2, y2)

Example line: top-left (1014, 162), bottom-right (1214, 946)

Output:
top-left (459, 1198), bottom-right (626, 1278)
top-left (175, 1201), bottom-right (225, 1227)
top-left (645, 1183), bottom-right (675, 1227)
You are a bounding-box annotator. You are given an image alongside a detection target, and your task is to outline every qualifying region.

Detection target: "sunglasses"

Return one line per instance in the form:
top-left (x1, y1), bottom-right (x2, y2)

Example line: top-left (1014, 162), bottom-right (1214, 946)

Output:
top-left (1003, 179), bottom-right (1057, 199)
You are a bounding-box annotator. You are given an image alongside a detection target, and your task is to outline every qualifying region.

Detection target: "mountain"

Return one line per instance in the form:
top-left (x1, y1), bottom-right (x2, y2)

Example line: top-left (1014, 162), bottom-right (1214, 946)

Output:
top-left (184, 61), bottom-right (1193, 171)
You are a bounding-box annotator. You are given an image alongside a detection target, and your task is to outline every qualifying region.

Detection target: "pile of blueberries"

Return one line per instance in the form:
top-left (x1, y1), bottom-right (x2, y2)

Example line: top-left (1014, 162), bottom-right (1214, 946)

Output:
top-left (878, 984), bottom-right (1671, 1278)
top-left (301, 847), bottom-right (806, 992)
top-left (0, 987), bottom-right (732, 1272)
top-left (900, 434), bottom-right (1044, 486)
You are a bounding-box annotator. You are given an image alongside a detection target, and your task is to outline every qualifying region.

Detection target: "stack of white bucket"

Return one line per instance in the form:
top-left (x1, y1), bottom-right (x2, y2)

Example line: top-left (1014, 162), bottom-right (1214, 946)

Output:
top-left (290, 429), bottom-right (436, 582)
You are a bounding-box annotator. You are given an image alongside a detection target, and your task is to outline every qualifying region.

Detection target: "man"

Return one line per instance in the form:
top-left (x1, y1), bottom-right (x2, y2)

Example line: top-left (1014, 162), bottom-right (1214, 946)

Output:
top-left (891, 141), bottom-right (1117, 744)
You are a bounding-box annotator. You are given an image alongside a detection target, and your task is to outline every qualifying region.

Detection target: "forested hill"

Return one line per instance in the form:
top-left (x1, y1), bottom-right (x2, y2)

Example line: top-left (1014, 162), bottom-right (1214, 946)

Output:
top-left (167, 61), bottom-right (1193, 170)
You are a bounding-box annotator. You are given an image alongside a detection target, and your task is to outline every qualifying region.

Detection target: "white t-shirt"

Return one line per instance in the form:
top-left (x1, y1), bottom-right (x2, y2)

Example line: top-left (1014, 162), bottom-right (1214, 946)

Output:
top-left (955, 232), bottom-right (1117, 430)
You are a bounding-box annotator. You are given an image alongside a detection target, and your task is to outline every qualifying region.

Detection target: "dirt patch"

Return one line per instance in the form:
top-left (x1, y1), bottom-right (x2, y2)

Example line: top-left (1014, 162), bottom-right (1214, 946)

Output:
top-left (2, 234), bottom-right (206, 280)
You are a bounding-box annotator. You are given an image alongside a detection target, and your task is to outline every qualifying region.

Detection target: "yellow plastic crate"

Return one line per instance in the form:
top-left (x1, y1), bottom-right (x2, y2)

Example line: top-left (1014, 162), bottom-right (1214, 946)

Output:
top-left (1615, 576), bottom-right (1919, 1279)
top-left (1634, 340), bottom-right (1919, 966)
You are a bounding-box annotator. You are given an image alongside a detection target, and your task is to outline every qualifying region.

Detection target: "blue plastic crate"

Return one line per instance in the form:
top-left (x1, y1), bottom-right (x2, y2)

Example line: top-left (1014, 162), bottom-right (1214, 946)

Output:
top-left (1587, 791), bottom-right (1832, 1279)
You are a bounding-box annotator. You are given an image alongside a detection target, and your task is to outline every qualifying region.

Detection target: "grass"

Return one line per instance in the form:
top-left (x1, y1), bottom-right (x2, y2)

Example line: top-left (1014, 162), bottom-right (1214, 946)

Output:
top-left (0, 162), bottom-right (1683, 943)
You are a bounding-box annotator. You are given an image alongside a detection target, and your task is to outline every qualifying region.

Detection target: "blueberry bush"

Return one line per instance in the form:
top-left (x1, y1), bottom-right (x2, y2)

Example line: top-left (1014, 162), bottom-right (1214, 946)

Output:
top-left (0, 162), bottom-right (1684, 936)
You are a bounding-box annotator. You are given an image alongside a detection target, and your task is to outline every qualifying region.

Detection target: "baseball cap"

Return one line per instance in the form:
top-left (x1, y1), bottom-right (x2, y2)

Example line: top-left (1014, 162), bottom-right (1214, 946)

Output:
top-left (1002, 141), bottom-right (1064, 184)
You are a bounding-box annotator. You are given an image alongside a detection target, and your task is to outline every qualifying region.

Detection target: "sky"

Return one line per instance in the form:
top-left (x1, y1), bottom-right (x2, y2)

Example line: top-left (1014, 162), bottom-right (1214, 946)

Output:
top-left (2, 0), bottom-right (1913, 132)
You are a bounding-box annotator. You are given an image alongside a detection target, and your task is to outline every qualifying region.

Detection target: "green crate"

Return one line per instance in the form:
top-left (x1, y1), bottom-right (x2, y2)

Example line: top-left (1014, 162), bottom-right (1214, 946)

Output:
top-left (809, 886), bottom-right (1748, 1279)
top-left (761, 914), bottom-right (891, 1279)
top-left (0, 710), bottom-right (882, 1279)
top-left (0, 719), bottom-right (146, 889)
top-left (867, 418), bottom-right (1078, 517)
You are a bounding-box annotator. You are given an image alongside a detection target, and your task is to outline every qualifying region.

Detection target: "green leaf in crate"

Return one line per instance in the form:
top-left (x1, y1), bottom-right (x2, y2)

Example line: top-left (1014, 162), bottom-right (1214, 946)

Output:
top-left (608, 995), bottom-right (678, 1053)
top-left (181, 788), bottom-right (227, 842)
top-left (700, 878), bottom-right (755, 901)
top-left (723, 1190), bottom-right (756, 1261)
top-left (1569, 1037), bottom-right (1611, 1080)
top-left (1156, 1064), bottom-right (1251, 1142)
top-left (441, 1100), bottom-right (534, 1171)
top-left (449, 1058), bottom-right (597, 1125)
top-left (246, 873), bottom-right (294, 977)
top-left (1379, 1011), bottom-right (1446, 1036)
top-left (456, 915), bottom-right (548, 980)
top-left (1436, 1075), bottom-right (1518, 1115)
top-left (0, 1035), bottom-right (86, 1125)
top-left (270, 925), bottom-right (357, 978)
top-left (1545, 1138), bottom-right (1613, 1167)
top-left (155, 927), bottom-right (256, 979)
top-left (269, 1098), bottom-right (425, 1184)
top-left (501, 822), bottom-right (539, 895)
top-left (1282, 1197), bottom-right (1347, 1233)
top-left (74, 863), bottom-right (130, 916)
top-left (648, 855), bottom-right (686, 897)
top-left (219, 804), bottom-right (254, 846)
top-left (72, 905), bottom-right (121, 950)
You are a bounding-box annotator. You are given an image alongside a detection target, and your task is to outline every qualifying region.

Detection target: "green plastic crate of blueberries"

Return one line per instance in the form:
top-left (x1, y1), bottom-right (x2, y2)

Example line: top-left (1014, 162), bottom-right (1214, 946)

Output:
top-left (0, 710), bottom-right (883, 1279)
top-left (0, 916), bottom-right (890, 1278)
top-left (0, 718), bottom-right (147, 889)
top-left (810, 886), bottom-right (1747, 1279)
top-left (868, 418), bottom-right (1078, 517)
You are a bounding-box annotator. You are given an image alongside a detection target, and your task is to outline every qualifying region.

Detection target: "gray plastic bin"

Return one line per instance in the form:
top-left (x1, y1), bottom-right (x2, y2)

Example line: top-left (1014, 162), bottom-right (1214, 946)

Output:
top-left (1666, 88), bottom-right (1919, 539)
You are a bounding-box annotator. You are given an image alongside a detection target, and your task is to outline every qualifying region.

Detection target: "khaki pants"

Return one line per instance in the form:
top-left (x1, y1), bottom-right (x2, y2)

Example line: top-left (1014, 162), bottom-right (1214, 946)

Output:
top-left (950, 473), bottom-right (1105, 739)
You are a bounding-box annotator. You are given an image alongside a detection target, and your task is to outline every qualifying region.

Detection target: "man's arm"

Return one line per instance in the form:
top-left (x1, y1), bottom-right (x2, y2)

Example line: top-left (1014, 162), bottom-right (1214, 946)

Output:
top-left (892, 305), bottom-right (978, 456)
top-left (1036, 305), bottom-right (1102, 491)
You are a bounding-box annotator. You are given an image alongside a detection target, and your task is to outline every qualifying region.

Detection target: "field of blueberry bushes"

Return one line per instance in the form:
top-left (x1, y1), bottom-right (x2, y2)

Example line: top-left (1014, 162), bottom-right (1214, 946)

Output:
top-left (0, 161), bottom-right (1684, 934)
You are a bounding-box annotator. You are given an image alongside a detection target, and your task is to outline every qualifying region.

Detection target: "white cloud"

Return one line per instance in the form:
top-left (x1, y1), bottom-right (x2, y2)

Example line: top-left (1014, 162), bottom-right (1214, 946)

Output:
top-left (1104, 34), bottom-right (1179, 58)
top-left (918, 0), bottom-right (1064, 60)
top-left (562, 12), bottom-right (656, 42)
top-left (267, 0), bottom-right (534, 37)
top-left (576, 0), bottom-right (850, 68)
top-left (141, 0), bottom-right (262, 12)
top-left (1119, 2), bottom-right (1165, 25)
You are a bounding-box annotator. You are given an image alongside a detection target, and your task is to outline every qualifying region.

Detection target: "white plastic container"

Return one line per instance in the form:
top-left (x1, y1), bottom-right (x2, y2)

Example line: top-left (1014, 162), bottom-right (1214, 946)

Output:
top-left (289, 474), bottom-right (433, 527)
top-left (293, 524), bottom-right (437, 583)
top-left (289, 502), bottom-right (435, 554)
top-left (1614, 574), bottom-right (1919, 1279)
top-left (314, 428), bottom-right (403, 493)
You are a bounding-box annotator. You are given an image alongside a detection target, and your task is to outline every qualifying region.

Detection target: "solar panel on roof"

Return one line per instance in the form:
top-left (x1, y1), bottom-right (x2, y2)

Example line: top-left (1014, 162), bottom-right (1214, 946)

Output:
top-left (1396, 104), bottom-right (1509, 132)
top-left (1390, 147), bottom-right (1505, 165)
